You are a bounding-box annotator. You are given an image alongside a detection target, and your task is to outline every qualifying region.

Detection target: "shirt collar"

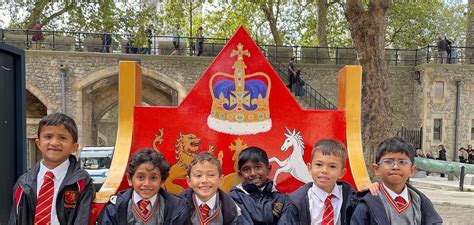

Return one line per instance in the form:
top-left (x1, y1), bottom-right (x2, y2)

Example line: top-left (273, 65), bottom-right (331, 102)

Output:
top-left (382, 182), bottom-right (409, 202)
top-left (39, 159), bottom-right (70, 181)
top-left (310, 182), bottom-right (342, 201)
top-left (194, 192), bottom-right (217, 210)
top-left (132, 190), bottom-right (158, 207)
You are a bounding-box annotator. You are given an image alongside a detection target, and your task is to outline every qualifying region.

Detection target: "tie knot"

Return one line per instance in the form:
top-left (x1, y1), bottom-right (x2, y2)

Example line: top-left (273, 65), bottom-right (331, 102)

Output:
top-left (44, 171), bottom-right (55, 181)
top-left (200, 203), bottom-right (210, 211)
top-left (325, 194), bottom-right (333, 203)
top-left (395, 196), bottom-right (407, 206)
top-left (138, 200), bottom-right (150, 209)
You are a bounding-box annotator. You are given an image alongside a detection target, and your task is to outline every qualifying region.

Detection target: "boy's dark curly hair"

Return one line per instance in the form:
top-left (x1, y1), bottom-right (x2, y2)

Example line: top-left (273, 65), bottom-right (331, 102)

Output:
top-left (127, 148), bottom-right (170, 181)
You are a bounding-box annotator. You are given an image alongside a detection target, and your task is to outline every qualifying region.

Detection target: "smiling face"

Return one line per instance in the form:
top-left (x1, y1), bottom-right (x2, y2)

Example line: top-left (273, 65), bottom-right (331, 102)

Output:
top-left (308, 150), bottom-right (346, 193)
top-left (186, 160), bottom-right (224, 202)
top-left (35, 125), bottom-right (78, 169)
top-left (238, 160), bottom-right (271, 188)
top-left (128, 162), bottom-right (163, 200)
top-left (372, 152), bottom-right (416, 194)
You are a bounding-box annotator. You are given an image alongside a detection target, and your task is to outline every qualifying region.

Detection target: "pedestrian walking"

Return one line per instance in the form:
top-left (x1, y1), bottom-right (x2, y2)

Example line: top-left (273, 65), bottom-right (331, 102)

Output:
top-left (171, 26), bottom-right (180, 55)
top-left (437, 35), bottom-right (449, 64)
top-left (438, 145), bottom-right (447, 177)
top-left (32, 20), bottom-right (43, 50)
top-left (287, 57), bottom-right (296, 90)
top-left (196, 26), bottom-right (204, 56)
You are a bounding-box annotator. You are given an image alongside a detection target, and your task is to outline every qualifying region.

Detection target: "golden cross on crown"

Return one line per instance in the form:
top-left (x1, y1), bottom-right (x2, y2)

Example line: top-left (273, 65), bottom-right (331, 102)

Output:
top-left (231, 43), bottom-right (250, 59)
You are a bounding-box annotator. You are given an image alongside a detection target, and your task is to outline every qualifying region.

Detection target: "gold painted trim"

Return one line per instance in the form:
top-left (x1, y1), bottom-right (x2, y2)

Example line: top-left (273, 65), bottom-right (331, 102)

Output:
top-left (337, 66), bottom-right (371, 190)
top-left (94, 61), bottom-right (142, 203)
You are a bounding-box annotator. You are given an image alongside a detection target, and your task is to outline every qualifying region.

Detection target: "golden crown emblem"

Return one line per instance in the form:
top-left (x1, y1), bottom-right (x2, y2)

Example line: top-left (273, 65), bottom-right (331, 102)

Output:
top-left (207, 43), bottom-right (272, 135)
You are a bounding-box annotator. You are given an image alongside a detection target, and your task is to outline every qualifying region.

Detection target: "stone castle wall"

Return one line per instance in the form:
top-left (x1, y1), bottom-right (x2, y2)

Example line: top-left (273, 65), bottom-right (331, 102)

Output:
top-left (416, 65), bottom-right (474, 160)
top-left (24, 50), bottom-right (473, 163)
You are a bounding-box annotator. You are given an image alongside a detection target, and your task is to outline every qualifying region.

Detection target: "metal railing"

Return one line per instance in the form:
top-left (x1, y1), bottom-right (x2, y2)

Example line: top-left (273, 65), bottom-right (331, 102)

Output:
top-left (397, 127), bottom-right (423, 149)
top-left (264, 49), bottom-right (337, 110)
top-left (2, 29), bottom-right (474, 65)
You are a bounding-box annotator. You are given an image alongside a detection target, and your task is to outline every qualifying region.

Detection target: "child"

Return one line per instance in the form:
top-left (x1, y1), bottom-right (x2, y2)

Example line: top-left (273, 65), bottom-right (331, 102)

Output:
top-left (180, 152), bottom-right (241, 224)
top-left (229, 146), bottom-right (288, 225)
top-left (101, 148), bottom-right (193, 224)
top-left (350, 137), bottom-right (442, 225)
top-left (281, 139), bottom-right (367, 225)
top-left (9, 113), bottom-right (95, 225)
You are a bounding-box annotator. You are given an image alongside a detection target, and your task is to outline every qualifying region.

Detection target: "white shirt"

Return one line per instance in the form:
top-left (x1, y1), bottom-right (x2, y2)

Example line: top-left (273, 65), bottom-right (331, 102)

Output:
top-left (37, 159), bottom-right (70, 225)
top-left (382, 182), bottom-right (409, 203)
top-left (132, 191), bottom-right (158, 211)
top-left (308, 183), bottom-right (343, 225)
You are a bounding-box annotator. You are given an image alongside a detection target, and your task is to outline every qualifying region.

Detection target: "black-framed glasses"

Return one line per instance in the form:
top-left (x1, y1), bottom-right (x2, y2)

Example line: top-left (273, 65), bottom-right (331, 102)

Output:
top-left (377, 159), bottom-right (412, 168)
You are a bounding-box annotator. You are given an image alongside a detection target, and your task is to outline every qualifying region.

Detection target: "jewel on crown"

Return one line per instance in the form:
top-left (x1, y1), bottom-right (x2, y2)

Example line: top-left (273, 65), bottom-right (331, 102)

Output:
top-left (207, 43), bottom-right (272, 135)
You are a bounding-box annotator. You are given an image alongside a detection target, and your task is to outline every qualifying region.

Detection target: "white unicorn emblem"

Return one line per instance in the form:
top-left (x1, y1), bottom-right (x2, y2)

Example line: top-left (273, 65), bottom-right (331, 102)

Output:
top-left (269, 128), bottom-right (312, 184)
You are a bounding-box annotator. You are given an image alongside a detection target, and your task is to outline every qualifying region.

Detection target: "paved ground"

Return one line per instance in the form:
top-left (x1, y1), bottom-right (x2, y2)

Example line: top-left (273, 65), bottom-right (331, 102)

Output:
top-left (410, 176), bottom-right (474, 225)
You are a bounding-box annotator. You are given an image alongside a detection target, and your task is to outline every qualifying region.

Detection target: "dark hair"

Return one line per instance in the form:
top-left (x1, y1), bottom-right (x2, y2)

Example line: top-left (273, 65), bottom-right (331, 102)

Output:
top-left (187, 152), bottom-right (222, 176)
top-left (375, 137), bottom-right (415, 163)
top-left (311, 139), bottom-right (347, 167)
top-left (38, 113), bottom-right (78, 143)
top-left (237, 146), bottom-right (269, 170)
top-left (127, 148), bottom-right (170, 181)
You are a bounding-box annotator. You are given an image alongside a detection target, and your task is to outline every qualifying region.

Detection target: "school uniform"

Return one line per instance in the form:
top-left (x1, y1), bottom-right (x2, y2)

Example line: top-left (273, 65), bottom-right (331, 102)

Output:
top-left (101, 188), bottom-right (193, 225)
top-left (280, 181), bottom-right (356, 225)
top-left (9, 155), bottom-right (95, 225)
top-left (180, 188), bottom-right (242, 225)
top-left (229, 180), bottom-right (289, 225)
top-left (350, 182), bottom-right (442, 225)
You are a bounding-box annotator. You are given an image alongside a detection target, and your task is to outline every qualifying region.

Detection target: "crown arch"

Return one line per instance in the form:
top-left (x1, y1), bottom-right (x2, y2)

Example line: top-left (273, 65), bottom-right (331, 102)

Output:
top-left (79, 66), bottom-right (179, 147)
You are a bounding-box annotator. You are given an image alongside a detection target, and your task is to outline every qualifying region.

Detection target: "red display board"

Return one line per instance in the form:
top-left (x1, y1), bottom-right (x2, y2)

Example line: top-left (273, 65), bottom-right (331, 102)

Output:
top-left (90, 26), bottom-right (369, 224)
top-left (127, 27), bottom-right (353, 194)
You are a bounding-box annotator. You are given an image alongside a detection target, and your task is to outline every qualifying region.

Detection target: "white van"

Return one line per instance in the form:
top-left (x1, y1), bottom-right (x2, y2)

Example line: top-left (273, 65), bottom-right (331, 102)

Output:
top-left (78, 147), bottom-right (114, 185)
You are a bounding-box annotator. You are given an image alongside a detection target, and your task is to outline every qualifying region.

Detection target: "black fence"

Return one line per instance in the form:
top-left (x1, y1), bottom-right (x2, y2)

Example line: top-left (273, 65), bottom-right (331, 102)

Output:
top-left (397, 127), bottom-right (423, 149)
top-left (2, 29), bottom-right (473, 66)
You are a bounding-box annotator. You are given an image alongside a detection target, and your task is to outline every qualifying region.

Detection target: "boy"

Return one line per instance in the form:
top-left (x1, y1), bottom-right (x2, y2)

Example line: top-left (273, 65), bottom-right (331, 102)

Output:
top-left (229, 146), bottom-right (288, 225)
top-left (351, 137), bottom-right (442, 225)
top-left (101, 148), bottom-right (193, 224)
top-left (9, 113), bottom-right (95, 225)
top-left (180, 152), bottom-right (241, 224)
top-left (281, 139), bottom-right (365, 225)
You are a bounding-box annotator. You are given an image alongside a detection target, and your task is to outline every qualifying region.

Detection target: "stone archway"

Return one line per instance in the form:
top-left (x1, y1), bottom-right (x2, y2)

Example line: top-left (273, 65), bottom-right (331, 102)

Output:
top-left (25, 89), bottom-right (49, 168)
top-left (26, 82), bottom-right (57, 112)
top-left (79, 67), bottom-right (179, 147)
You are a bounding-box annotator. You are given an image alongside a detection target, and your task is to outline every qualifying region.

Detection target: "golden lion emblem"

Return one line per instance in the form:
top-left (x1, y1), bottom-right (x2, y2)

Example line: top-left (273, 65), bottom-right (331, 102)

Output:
top-left (164, 133), bottom-right (216, 193)
top-left (152, 129), bottom-right (245, 193)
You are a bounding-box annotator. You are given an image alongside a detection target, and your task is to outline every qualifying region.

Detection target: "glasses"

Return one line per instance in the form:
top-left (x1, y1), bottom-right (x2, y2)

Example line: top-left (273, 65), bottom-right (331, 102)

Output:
top-left (377, 159), bottom-right (412, 168)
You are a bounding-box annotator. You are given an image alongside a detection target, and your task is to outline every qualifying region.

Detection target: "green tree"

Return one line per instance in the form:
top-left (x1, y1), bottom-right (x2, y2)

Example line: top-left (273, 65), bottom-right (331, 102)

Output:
top-left (4, 0), bottom-right (76, 29)
top-left (466, 0), bottom-right (474, 61)
top-left (384, 1), bottom-right (467, 55)
top-left (249, 0), bottom-right (283, 45)
top-left (201, 1), bottom-right (264, 42)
